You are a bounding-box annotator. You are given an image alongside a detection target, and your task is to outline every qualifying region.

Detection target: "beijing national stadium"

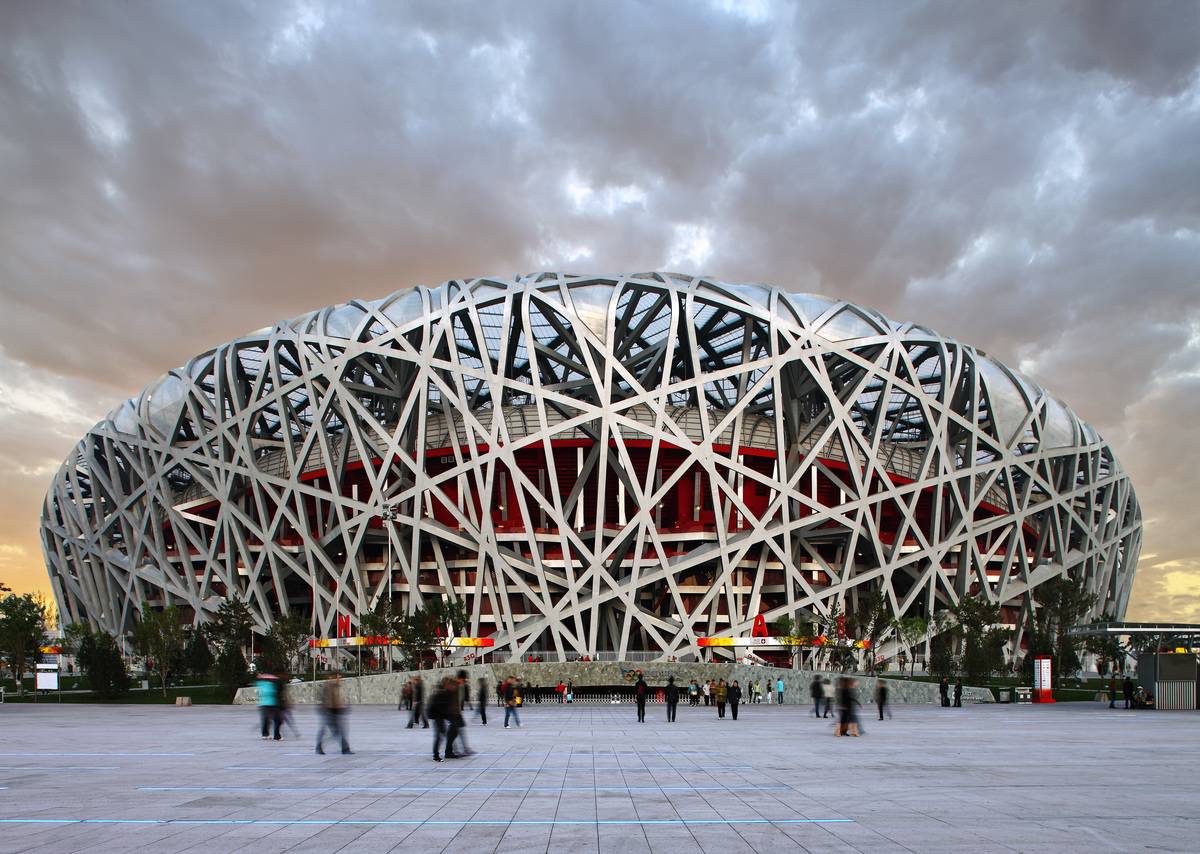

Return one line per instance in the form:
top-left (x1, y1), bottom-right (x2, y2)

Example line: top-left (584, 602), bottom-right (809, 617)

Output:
top-left (40, 273), bottom-right (1141, 663)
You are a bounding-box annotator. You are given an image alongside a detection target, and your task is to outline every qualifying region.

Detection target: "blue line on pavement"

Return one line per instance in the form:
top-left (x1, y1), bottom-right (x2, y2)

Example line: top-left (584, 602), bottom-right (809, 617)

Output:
top-left (0, 766), bottom-right (118, 771)
top-left (0, 818), bottom-right (851, 826)
top-left (0, 752), bottom-right (193, 757)
top-left (226, 765), bottom-right (753, 772)
top-left (140, 785), bottom-right (790, 793)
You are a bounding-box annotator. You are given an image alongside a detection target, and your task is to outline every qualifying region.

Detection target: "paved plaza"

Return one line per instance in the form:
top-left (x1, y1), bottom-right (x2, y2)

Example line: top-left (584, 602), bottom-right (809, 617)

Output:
top-left (0, 700), bottom-right (1196, 853)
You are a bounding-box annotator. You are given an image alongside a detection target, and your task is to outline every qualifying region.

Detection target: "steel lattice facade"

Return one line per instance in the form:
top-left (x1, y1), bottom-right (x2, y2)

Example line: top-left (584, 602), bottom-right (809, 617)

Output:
top-left (41, 273), bottom-right (1141, 662)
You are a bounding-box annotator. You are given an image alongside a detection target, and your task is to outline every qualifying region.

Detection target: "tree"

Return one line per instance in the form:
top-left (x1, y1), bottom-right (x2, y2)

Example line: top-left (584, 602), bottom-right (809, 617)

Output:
top-left (360, 600), bottom-right (398, 672)
top-left (132, 603), bottom-right (185, 696)
top-left (1024, 577), bottom-right (1095, 686)
top-left (951, 595), bottom-right (1011, 683)
top-left (264, 612), bottom-right (311, 675)
top-left (206, 599), bottom-right (254, 656)
top-left (1083, 614), bottom-right (1126, 675)
top-left (182, 629), bottom-right (214, 679)
top-left (77, 628), bottom-right (130, 698)
top-left (0, 593), bottom-right (47, 696)
top-left (772, 615), bottom-right (806, 669)
top-left (212, 643), bottom-right (249, 701)
top-left (850, 590), bottom-right (891, 674)
top-left (891, 616), bottom-right (928, 677)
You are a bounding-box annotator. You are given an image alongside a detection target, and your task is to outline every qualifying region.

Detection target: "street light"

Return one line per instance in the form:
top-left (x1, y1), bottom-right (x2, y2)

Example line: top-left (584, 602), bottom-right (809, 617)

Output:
top-left (381, 502), bottom-right (399, 673)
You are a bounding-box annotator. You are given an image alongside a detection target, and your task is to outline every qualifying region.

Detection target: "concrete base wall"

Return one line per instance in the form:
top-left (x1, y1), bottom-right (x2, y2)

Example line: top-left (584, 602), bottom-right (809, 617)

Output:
top-left (234, 663), bottom-right (993, 706)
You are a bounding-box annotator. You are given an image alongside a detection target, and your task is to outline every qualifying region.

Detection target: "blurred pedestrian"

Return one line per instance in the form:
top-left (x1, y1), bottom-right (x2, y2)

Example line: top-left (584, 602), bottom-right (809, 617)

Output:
top-left (665, 675), bottom-right (679, 722)
top-left (810, 675), bottom-right (823, 717)
top-left (477, 676), bottom-right (489, 725)
top-left (953, 678), bottom-right (963, 708)
top-left (256, 672), bottom-right (280, 740)
top-left (836, 676), bottom-right (862, 737)
top-left (1122, 675), bottom-right (1134, 709)
top-left (430, 676), bottom-right (460, 761)
top-left (407, 676), bottom-right (428, 729)
top-left (503, 677), bottom-right (521, 728)
top-left (315, 674), bottom-right (352, 754)
top-left (635, 674), bottom-right (648, 723)
top-left (277, 671), bottom-right (298, 737)
top-left (875, 680), bottom-right (891, 720)
top-left (1107, 676), bottom-right (1117, 709)
top-left (822, 678), bottom-right (834, 718)
top-left (729, 680), bottom-right (742, 720)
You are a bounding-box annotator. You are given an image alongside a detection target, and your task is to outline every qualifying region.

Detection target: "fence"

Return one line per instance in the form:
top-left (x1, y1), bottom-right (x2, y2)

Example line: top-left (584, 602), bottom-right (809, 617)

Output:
top-left (1155, 680), bottom-right (1196, 710)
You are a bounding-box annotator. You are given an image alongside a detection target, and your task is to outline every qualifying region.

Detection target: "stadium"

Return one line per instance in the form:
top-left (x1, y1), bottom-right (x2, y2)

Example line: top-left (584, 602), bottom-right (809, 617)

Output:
top-left (40, 273), bottom-right (1141, 664)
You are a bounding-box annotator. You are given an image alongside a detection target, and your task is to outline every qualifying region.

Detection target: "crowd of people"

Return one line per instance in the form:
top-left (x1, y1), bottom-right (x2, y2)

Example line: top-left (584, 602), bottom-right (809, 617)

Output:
top-left (252, 668), bottom-right (1004, 759)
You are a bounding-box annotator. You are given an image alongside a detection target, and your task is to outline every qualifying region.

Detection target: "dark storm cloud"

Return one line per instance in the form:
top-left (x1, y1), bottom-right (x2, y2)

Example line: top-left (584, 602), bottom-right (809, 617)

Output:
top-left (1, 0), bottom-right (1197, 615)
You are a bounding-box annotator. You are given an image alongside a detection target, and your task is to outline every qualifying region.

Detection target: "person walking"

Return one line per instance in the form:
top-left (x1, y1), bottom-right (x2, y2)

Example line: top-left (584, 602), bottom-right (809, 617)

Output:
top-left (665, 676), bottom-right (679, 722)
top-left (1122, 675), bottom-right (1134, 709)
top-left (702, 680), bottom-right (711, 707)
top-left (875, 680), bottom-right (891, 720)
top-left (715, 679), bottom-right (728, 719)
top-left (503, 677), bottom-right (521, 728)
top-left (477, 677), bottom-right (489, 725)
top-left (277, 671), bottom-right (298, 738)
top-left (688, 681), bottom-right (699, 707)
top-left (256, 672), bottom-right (280, 741)
top-left (729, 680), bottom-right (742, 720)
top-left (408, 676), bottom-right (428, 729)
top-left (764, 677), bottom-right (772, 704)
top-left (400, 679), bottom-right (412, 712)
top-left (775, 676), bottom-right (785, 705)
top-left (836, 677), bottom-right (862, 737)
top-left (315, 674), bottom-right (352, 755)
top-left (430, 677), bottom-right (460, 761)
top-left (810, 675), bottom-right (823, 717)
top-left (821, 677), bottom-right (834, 718)
top-left (1107, 676), bottom-right (1117, 709)
top-left (953, 678), bottom-right (963, 708)
top-left (634, 674), bottom-right (649, 723)
top-left (939, 677), bottom-right (950, 708)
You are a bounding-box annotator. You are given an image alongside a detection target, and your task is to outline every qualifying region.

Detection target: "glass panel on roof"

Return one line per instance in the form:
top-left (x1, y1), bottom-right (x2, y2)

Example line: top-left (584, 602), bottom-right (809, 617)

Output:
top-left (818, 307), bottom-right (880, 342)
top-left (381, 290), bottom-right (423, 328)
top-left (1042, 397), bottom-right (1076, 448)
top-left (569, 283), bottom-right (615, 341)
top-left (976, 355), bottom-right (1029, 447)
top-left (325, 304), bottom-right (366, 339)
top-left (112, 401), bottom-right (138, 435)
top-left (147, 374), bottom-right (186, 437)
top-left (783, 293), bottom-right (836, 325)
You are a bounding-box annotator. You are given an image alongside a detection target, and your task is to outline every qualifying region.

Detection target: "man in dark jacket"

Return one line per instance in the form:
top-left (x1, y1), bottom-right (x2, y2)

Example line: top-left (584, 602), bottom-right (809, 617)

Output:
top-left (634, 675), bottom-right (648, 723)
top-left (430, 677), bottom-right (460, 762)
top-left (953, 678), bottom-right (963, 708)
top-left (810, 676), bottom-right (823, 717)
top-left (665, 676), bottom-right (679, 722)
top-left (728, 680), bottom-right (742, 720)
top-left (939, 677), bottom-right (950, 707)
top-left (1122, 676), bottom-right (1134, 709)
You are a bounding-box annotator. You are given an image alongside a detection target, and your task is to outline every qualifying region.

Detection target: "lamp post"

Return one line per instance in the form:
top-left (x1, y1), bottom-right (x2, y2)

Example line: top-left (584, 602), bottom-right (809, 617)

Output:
top-left (381, 502), bottom-right (399, 673)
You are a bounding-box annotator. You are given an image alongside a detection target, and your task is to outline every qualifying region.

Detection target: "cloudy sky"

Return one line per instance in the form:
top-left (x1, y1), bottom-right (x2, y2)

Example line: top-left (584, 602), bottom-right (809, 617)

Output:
top-left (2, 1), bottom-right (1197, 620)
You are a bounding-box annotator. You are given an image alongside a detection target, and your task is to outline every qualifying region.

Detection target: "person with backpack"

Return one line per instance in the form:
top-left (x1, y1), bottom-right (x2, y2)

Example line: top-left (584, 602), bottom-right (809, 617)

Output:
top-left (634, 674), bottom-right (649, 722)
